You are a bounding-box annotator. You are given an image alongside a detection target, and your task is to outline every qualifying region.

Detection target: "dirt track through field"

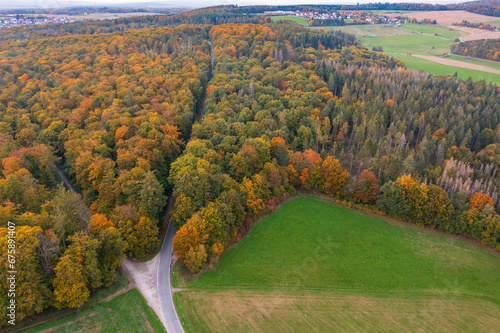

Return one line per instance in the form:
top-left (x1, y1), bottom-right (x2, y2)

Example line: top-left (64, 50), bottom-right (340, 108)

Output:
top-left (447, 25), bottom-right (500, 41)
top-left (412, 54), bottom-right (500, 75)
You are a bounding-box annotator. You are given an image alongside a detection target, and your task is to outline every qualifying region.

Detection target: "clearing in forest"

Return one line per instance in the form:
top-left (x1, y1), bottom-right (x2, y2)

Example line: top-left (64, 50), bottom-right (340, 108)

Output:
top-left (174, 197), bottom-right (500, 332)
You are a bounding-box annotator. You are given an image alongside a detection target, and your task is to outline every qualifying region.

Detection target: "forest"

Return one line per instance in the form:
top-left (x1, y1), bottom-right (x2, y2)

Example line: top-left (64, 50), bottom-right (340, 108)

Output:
top-left (452, 0), bottom-right (500, 17)
top-left (0, 23), bottom-right (213, 325)
top-left (0, 5), bottom-right (499, 327)
top-left (451, 39), bottom-right (500, 61)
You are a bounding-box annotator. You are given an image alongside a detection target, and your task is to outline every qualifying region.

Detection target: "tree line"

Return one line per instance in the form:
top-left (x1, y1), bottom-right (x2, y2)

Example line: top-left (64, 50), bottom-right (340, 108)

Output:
top-left (451, 39), bottom-right (500, 61)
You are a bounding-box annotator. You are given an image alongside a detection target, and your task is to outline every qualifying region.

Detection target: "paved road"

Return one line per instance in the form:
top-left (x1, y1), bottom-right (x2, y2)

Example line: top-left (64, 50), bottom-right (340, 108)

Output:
top-left (156, 39), bottom-right (213, 333)
top-left (158, 221), bottom-right (184, 333)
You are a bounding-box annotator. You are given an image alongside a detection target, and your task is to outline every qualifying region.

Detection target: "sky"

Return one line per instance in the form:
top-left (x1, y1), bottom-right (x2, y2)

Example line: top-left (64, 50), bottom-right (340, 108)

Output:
top-left (0, 0), bottom-right (470, 10)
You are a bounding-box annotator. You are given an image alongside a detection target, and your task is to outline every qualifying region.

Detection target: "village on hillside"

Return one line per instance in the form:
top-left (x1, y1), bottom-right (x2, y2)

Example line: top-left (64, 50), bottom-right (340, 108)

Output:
top-left (263, 10), bottom-right (404, 26)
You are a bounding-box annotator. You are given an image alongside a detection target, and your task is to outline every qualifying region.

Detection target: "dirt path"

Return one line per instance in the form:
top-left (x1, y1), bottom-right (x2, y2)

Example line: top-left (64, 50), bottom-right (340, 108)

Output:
top-left (446, 25), bottom-right (500, 41)
top-left (122, 256), bottom-right (166, 328)
top-left (412, 54), bottom-right (500, 75)
top-left (451, 54), bottom-right (500, 65)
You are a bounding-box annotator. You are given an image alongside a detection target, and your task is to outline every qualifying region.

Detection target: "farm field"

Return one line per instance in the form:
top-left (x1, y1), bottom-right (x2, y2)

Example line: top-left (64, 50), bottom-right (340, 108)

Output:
top-left (270, 15), bottom-right (308, 25)
top-left (449, 25), bottom-right (500, 41)
top-left (175, 197), bottom-right (500, 332)
top-left (396, 55), bottom-right (500, 85)
top-left (359, 34), bottom-right (454, 55)
top-left (23, 289), bottom-right (165, 333)
top-left (400, 23), bottom-right (467, 40)
top-left (446, 54), bottom-right (500, 71)
top-left (385, 10), bottom-right (498, 26)
top-left (481, 18), bottom-right (500, 25)
top-left (176, 290), bottom-right (500, 332)
top-left (412, 55), bottom-right (500, 75)
top-left (323, 24), bottom-right (414, 37)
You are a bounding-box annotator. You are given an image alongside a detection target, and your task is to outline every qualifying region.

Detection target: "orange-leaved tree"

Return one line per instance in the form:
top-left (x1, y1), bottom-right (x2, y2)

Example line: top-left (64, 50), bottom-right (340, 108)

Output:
top-left (173, 224), bottom-right (201, 259)
top-left (353, 169), bottom-right (380, 204)
top-left (469, 192), bottom-right (495, 211)
top-left (322, 156), bottom-right (350, 197)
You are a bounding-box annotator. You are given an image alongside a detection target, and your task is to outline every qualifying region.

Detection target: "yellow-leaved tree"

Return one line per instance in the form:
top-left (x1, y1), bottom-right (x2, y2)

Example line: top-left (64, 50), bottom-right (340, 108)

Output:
top-left (397, 174), bottom-right (428, 225)
top-left (322, 156), bottom-right (350, 197)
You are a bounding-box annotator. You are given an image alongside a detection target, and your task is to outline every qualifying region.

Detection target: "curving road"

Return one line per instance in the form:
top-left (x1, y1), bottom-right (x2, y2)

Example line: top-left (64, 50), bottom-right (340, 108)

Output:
top-left (158, 221), bottom-right (184, 333)
top-left (157, 38), bottom-right (213, 333)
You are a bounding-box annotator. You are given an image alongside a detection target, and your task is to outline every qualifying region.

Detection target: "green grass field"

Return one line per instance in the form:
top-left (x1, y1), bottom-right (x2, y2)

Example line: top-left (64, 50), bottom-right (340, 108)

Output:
top-left (23, 289), bottom-right (165, 333)
top-left (477, 18), bottom-right (500, 25)
top-left (324, 24), bottom-right (414, 37)
top-left (447, 54), bottom-right (500, 71)
top-left (360, 34), bottom-right (453, 55)
top-left (400, 23), bottom-right (467, 40)
top-left (270, 15), bottom-right (308, 25)
top-left (396, 55), bottom-right (500, 85)
top-left (175, 197), bottom-right (500, 332)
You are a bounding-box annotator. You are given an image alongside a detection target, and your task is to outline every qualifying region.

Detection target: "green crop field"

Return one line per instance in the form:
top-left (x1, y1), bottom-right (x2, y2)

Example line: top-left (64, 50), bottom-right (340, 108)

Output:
top-left (478, 18), bottom-right (500, 25)
top-left (396, 55), bottom-right (500, 85)
top-left (446, 54), bottom-right (500, 71)
top-left (23, 289), bottom-right (165, 333)
top-left (270, 15), bottom-right (308, 25)
top-left (175, 197), bottom-right (500, 332)
top-left (324, 24), bottom-right (414, 37)
top-left (359, 34), bottom-right (453, 55)
top-left (400, 23), bottom-right (467, 40)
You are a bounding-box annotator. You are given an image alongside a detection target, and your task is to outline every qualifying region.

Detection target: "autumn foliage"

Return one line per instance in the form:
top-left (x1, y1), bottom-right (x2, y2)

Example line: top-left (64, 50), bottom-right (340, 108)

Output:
top-left (469, 192), bottom-right (495, 211)
top-left (353, 170), bottom-right (380, 203)
top-left (1, 10), bottom-right (500, 325)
